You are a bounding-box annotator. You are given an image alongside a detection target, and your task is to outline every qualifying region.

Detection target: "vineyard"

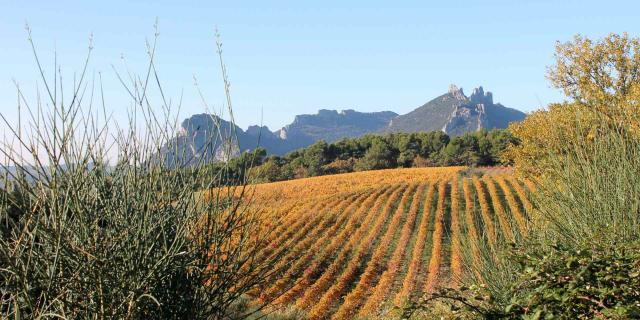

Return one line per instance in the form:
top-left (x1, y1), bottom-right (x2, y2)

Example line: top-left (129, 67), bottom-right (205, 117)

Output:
top-left (242, 167), bottom-right (534, 319)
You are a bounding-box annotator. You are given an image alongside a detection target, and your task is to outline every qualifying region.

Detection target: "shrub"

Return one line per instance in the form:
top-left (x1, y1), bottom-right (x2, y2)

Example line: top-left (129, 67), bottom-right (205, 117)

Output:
top-left (321, 157), bottom-right (356, 174)
top-left (405, 242), bottom-right (640, 319)
top-left (354, 138), bottom-right (396, 171)
top-left (529, 121), bottom-right (640, 248)
top-left (0, 28), bottom-right (282, 319)
top-left (506, 243), bottom-right (640, 319)
top-left (506, 33), bottom-right (640, 178)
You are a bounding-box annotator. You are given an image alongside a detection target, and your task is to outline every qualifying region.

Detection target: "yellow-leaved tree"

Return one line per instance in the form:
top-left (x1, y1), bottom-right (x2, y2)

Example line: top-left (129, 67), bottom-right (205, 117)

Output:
top-left (506, 33), bottom-right (640, 177)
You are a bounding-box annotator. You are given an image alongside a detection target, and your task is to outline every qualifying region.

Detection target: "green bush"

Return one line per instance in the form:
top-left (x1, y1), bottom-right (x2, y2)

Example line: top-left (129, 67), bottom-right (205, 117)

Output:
top-left (531, 120), bottom-right (640, 248)
top-left (354, 137), bottom-right (397, 171)
top-left (405, 243), bottom-right (640, 319)
top-left (506, 243), bottom-right (640, 319)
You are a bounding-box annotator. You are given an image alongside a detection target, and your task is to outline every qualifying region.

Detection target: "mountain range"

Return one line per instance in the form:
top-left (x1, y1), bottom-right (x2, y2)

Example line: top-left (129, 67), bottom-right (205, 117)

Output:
top-left (161, 85), bottom-right (526, 166)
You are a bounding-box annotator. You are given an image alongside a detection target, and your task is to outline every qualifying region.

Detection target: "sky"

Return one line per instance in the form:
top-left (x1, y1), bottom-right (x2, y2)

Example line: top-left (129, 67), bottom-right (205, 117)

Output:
top-left (1, 0), bottom-right (640, 132)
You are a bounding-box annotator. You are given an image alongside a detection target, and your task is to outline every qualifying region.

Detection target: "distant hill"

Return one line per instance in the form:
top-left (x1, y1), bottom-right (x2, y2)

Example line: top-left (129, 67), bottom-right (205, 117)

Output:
top-left (160, 85), bottom-right (526, 165)
top-left (385, 85), bottom-right (526, 136)
top-left (161, 110), bottom-right (398, 166)
top-left (274, 109), bottom-right (398, 150)
top-left (159, 114), bottom-right (289, 167)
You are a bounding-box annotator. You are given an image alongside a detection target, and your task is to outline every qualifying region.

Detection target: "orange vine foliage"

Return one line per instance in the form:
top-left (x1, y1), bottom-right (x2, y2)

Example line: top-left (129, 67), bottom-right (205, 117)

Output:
top-left (462, 178), bottom-right (482, 274)
top-left (229, 167), bottom-right (535, 318)
top-left (305, 186), bottom-right (404, 319)
top-left (523, 178), bottom-right (537, 192)
top-left (508, 176), bottom-right (533, 214)
top-left (449, 175), bottom-right (463, 284)
top-left (260, 194), bottom-right (362, 303)
top-left (358, 183), bottom-right (424, 317)
top-left (290, 185), bottom-right (395, 308)
top-left (494, 175), bottom-right (528, 235)
top-left (424, 180), bottom-right (447, 293)
top-left (482, 175), bottom-right (515, 242)
top-left (472, 176), bottom-right (497, 246)
top-left (395, 182), bottom-right (436, 305)
top-left (332, 184), bottom-right (417, 319)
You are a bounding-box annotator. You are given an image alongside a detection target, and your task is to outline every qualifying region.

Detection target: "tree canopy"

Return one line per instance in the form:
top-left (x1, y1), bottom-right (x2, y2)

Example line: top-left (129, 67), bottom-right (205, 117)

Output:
top-left (246, 129), bottom-right (515, 183)
top-left (506, 33), bottom-right (640, 177)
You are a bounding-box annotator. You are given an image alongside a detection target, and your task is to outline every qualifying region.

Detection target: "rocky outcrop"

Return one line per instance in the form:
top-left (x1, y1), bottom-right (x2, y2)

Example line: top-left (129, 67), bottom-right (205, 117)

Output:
top-left (245, 125), bottom-right (272, 137)
top-left (469, 86), bottom-right (491, 104)
top-left (442, 102), bottom-right (489, 135)
top-left (440, 85), bottom-right (523, 135)
top-left (273, 109), bottom-right (398, 149)
top-left (449, 84), bottom-right (467, 101)
top-left (278, 127), bottom-right (288, 140)
top-left (386, 84), bottom-right (525, 135)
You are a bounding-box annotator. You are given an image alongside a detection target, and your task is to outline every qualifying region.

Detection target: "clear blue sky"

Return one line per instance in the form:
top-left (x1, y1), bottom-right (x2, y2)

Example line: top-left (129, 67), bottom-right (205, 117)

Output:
top-left (1, 1), bottom-right (639, 131)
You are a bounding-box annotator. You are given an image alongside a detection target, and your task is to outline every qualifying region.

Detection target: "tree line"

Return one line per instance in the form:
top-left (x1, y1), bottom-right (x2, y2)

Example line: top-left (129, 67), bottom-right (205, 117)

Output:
top-left (187, 128), bottom-right (517, 185)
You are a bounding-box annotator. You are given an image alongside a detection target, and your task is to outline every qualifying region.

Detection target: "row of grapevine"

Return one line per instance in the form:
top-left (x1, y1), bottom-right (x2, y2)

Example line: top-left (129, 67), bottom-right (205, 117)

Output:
top-left (462, 178), bottom-right (482, 279)
top-left (482, 175), bottom-right (515, 242)
top-left (449, 175), bottom-right (462, 283)
top-left (260, 193), bottom-right (366, 302)
top-left (331, 184), bottom-right (418, 319)
top-left (472, 176), bottom-right (497, 247)
top-left (395, 182), bottom-right (436, 305)
top-left (523, 178), bottom-right (537, 192)
top-left (508, 176), bottom-right (533, 213)
top-left (303, 185), bottom-right (405, 319)
top-left (287, 185), bottom-right (396, 307)
top-left (274, 191), bottom-right (377, 294)
top-left (424, 180), bottom-right (447, 293)
top-left (258, 200), bottom-right (328, 261)
top-left (494, 175), bottom-right (528, 235)
top-left (262, 196), bottom-right (347, 267)
top-left (358, 183), bottom-right (426, 316)
top-left (247, 167), bottom-right (464, 202)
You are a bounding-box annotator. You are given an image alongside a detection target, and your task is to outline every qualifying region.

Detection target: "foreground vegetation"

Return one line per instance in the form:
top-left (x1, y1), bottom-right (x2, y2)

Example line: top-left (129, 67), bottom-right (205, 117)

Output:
top-left (0, 30), bottom-right (281, 319)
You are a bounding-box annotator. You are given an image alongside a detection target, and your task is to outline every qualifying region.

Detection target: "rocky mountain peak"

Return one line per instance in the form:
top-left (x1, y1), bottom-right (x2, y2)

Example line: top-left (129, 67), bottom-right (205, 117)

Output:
top-left (470, 86), bottom-right (493, 105)
top-left (278, 127), bottom-right (288, 140)
top-left (246, 125), bottom-right (271, 136)
top-left (387, 84), bottom-right (525, 136)
top-left (448, 84), bottom-right (466, 100)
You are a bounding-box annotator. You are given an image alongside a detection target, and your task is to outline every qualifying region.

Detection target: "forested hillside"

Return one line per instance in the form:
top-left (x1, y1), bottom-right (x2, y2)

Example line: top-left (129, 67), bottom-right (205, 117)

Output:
top-left (184, 128), bottom-right (516, 186)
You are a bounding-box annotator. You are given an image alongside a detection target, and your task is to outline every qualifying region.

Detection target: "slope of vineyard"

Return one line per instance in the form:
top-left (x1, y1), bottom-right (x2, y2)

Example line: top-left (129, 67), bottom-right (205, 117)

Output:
top-left (236, 167), bottom-right (535, 319)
